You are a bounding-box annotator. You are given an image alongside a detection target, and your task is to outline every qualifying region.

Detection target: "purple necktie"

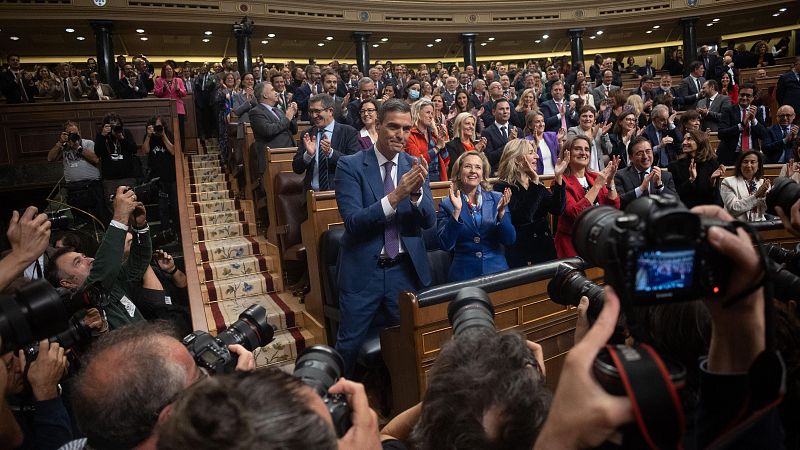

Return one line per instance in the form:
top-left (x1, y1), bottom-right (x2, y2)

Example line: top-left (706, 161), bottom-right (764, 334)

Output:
top-left (383, 161), bottom-right (399, 258)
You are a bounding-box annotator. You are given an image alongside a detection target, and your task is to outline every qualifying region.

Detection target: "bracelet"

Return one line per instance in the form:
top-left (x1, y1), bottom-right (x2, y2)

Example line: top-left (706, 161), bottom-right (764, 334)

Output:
top-left (166, 265), bottom-right (178, 275)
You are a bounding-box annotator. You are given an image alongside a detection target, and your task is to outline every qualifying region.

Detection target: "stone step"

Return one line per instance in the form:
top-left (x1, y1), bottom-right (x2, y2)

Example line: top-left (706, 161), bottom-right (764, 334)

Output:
top-left (194, 236), bottom-right (272, 262)
top-left (192, 221), bottom-right (256, 243)
top-left (188, 189), bottom-right (235, 203)
top-left (201, 270), bottom-right (284, 302)
top-left (202, 290), bottom-right (303, 334)
top-left (198, 255), bottom-right (276, 282)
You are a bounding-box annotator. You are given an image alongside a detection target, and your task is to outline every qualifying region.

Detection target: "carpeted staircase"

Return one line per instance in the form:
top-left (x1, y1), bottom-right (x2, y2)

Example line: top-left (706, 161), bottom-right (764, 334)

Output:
top-left (184, 148), bottom-right (315, 371)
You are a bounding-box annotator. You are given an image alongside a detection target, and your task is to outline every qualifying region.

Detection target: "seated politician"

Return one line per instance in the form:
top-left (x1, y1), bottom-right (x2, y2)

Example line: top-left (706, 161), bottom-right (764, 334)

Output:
top-left (437, 151), bottom-right (515, 282)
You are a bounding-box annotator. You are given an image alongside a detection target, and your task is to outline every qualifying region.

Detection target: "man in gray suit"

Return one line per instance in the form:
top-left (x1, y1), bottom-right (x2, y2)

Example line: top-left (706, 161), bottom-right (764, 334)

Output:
top-left (249, 82), bottom-right (298, 175)
top-left (592, 69), bottom-right (619, 106)
top-left (697, 79), bottom-right (731, 132)
top-left (614, 136), bottom-right (677, 209)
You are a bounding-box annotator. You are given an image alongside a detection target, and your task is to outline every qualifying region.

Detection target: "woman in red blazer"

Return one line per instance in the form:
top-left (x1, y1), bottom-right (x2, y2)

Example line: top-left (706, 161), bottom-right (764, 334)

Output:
top-left (555, 135), bottom-right (621, 258)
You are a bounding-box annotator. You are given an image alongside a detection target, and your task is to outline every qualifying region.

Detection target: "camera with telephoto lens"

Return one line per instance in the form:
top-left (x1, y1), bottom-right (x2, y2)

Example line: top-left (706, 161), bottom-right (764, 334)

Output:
top-left (182, 305), bottom-right (274, 375)
top-left (766, 176), bottom-right (800, 216)
top-left (0, 279), bottom-right (100, 354)
top-left (763, 243), bottom-right (800, 275)
top-left (22, 313), bottom-right (93, 364)
top-left (109, 177), bottom-right (161, 204)
top-left (293, 345), bottom-right (352, 437)
top-left (46, 209), bottom-right (72, 231)
top-left (447, 286), bottom-right (495, 337)
top-left (548, 263), bottom-right (605, 325)
top-left (573, 195), bottom-right (734, 305)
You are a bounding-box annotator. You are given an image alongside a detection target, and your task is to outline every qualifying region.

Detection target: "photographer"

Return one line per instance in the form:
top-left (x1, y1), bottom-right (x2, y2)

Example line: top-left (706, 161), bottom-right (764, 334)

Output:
top-left (47, 121), bottom-right (109, 226)
top-left (45, 186), bottom-right (148, 330)
top-left (60, 321), bottom-right (254, 450)
top-left (94, 113), bottom-right (139, 209)
top-left (157, 370), bottom-right (389, 450)
top-left (4, 341), bottom-right (72, 450)
top-left (141, 116), bottom-right (179, 240)
top-left (534, 205), bottom-right (785, 449)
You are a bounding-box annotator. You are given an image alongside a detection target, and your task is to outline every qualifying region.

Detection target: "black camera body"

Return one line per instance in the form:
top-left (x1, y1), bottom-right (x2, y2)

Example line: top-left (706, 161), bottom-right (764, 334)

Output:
top-left (293, 345), bottom-right (352, 438)
top-left (766, 176), bottom-right (800, 216)
top-left (22, 313), bottom-right (93, 364)
top-left (68, 132), bottom-right (81, 143)
top-left (108, 177), bottom-right (161, 204)
top-left (548, 263), bottom-right (605, 324)
top-left (183, 305), bottom-right (273, 374)
top-left (574, 195), bottom-right (732, 305)
top-left (153, 124), bottom-right (164, 136)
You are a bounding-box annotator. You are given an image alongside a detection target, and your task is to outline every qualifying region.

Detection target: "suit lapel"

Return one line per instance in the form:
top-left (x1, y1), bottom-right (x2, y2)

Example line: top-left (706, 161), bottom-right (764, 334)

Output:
top-left (479, 191), bottom-right (494, 233)
top-left (365, 149), bottom-right (384, 202)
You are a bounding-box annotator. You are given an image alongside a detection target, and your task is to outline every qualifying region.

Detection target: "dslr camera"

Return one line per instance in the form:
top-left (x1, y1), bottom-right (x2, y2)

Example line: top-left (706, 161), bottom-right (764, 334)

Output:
top-left (182, 305), bottom-right (273, 374)
top-left (548, 263), bottom-right (605, 325)
top-left (447, 286), bottom-right (496, 337)
top-left (766, 176), bottom-right (800, 216)
top-left (573, 195), bottom-right (733, 305)
top-left (293, 345), bottom-right (352, 437)
top-left (153, 124), bottom-right (164, 136)
top-left (109, 177), bottom-right (161, 204)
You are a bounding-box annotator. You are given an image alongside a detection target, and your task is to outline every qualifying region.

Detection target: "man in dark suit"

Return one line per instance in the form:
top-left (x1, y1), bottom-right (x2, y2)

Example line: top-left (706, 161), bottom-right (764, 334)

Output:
top-left (480, 98), bottom-right (521, 172)
top-left (292, 94), bottom-right (359, 192)
top-left (294, 64), bottom-right (322, 121)
top-left (636, 57), bottom-right (657, 78)
top-left (346, 77), bottom-right (378, 131)
top-left (776, 57), bottom-right (800, 118)
top-left (591, 70), bottom-right (619, 106)
top-left (614, 136), bottom-right (677, 209)
top-left (441, 76), bottom-right (459, 112)
top-left (319, 69), bottom-right (350, 124)
top-left (697, 79), bottom-right (732, 132)
top-left (762, 105), bottom-right (799, 164)
top-left (480, 81), bottom-right (506, 128)
top-left (249, 82), bottom-right (298, 175)
top-left (717, 83), bottom-right (768, 166)
top-left (645, 105), bottom-right (683, 168)
top-left (677, 61), bottom-right (706, 110)
top-left (193, 63), bottom-right (216, 140)
top-left (698, 46), bottom-right (722, 80)
top-left (0, 54), bottom-right (35, 104)
top-left (333, 99), bottom-right (436, 374)
top-left (469, 78), bottom-right (488, 109)
top-left (540, 81), bottom-right (578, 132)
top-left (115, 63), bottom-right (148, 99)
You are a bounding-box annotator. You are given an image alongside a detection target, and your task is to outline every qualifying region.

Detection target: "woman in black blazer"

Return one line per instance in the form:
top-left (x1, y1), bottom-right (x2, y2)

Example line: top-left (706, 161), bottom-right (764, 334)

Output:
top-left (445, 112), bottom-right (487, 164)
top-left (668, 129), bottom-right (726, 209)
top-left (494, 138), bottom-right (568, 267)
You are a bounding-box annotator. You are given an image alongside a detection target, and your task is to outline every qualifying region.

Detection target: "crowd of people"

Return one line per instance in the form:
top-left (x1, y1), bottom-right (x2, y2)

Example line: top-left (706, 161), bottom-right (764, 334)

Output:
top-left (0, 32), bottom-right (800, 450)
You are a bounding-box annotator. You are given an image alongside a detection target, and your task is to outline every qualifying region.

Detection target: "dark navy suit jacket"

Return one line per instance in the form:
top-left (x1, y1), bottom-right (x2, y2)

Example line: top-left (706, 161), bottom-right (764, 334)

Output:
top-left (292, 121), bottom-right (360, 192)
top-left (334, 148), bottom-right (436, 293)
top-left (540, 99), bottom-right (578, 132)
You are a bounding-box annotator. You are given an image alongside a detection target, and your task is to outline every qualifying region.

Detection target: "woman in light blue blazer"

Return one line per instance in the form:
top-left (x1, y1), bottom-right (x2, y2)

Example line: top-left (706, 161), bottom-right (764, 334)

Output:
top-left (437, 150), bottom-right (515, 282)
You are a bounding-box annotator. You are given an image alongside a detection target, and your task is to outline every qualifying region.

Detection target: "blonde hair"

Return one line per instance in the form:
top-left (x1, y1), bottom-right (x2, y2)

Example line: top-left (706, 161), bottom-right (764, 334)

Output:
top-left (449, 151), bottom-right (492, 192)
top-left (497, 139), bottom-right (539, 186)
top-left (410, 98), bottom-right (434, 128)
top-left (523, 110), bottom-right (544, 137)
top-left (516, 88), bottom-right (538, 112)
top-left (452, 112), bottom-right (476, 141)
top-left (625, 94), bottom-right (644, 117)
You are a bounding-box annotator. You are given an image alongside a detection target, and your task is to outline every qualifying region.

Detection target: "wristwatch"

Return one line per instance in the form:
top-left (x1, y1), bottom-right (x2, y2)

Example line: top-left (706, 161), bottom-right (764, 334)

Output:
top-left (655, 184), bottom-right (664, 190)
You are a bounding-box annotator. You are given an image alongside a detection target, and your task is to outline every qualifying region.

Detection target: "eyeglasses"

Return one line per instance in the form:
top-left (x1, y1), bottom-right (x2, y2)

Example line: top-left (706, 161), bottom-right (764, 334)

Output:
top-left (308, 108), bottom-right (331, 115)
top-left (778, 114), bottom-right (793, 118)
top-left (360, 108), bottom-right (376, 115)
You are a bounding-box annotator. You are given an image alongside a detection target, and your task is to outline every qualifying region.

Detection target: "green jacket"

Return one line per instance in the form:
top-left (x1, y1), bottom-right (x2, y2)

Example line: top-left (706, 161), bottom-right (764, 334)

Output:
top-left (83, 225), bottom-right (148, 329)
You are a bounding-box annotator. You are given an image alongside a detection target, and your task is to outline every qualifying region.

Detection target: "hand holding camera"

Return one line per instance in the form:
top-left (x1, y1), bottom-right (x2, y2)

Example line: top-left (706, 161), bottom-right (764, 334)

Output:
top-left (19, 340), bottom-right (67, 401)
top-left (328, 378), bottom-right (382, 450)
top-left (111, 186), bottom-right (138, 223)
top-left (6, 207), bottom-right (50, 268)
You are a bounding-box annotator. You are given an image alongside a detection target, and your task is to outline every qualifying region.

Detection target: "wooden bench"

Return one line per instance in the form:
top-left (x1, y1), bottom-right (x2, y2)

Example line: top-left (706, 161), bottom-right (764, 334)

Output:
top-left (382, 261), bottom-right (603, 413)
top-left (294, 120), bottom-right (312, 143)
top-left (740, 64), bottom-right (790, 83)
top-left (264, 146), bottom-right (299, 245)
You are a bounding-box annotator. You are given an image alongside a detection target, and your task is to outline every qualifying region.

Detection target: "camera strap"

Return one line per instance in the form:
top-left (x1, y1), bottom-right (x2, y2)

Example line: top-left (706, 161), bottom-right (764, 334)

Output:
top-left (606, 343), bottom-right (685, 450)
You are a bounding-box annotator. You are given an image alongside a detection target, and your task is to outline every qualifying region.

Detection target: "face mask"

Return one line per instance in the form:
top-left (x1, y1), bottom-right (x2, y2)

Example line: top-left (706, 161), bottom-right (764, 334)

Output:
top-left (409, 89), bottom-right (420, 100)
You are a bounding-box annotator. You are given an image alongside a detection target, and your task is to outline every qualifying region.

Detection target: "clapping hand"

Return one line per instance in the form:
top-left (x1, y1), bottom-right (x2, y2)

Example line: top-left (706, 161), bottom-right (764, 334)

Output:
top-left (554, 150), bottom-right (570, 177)
top-left (557, 127), bottom-right (566, 142)
top-left (496, 187), bottom-right (511, 220)
top-left (302, 133), bottom-right (316, 156)
top-left (710, 164), bottom-right (726, 181)
top-left (689, 158), bottom-right (698, 181)
top-left (755, 178), bottom-right (771, 198)
top-left (449, 181), bottom-right (462, 218)
top-left (651, 166), bottom-right (663, 187)
top-left (475, 137), bottom-right (488, 153)
top-left (509, 127), bottom-right (518, 139)
top-left (746, 105), bottom-right (757, 122)
top-left (319, 135), bottom-right (332, 155)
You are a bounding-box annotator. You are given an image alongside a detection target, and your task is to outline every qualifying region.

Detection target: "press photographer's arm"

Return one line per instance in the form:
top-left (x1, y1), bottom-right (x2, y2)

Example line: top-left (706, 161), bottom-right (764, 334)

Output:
top-left (0, 207), bottom-right (50, 291)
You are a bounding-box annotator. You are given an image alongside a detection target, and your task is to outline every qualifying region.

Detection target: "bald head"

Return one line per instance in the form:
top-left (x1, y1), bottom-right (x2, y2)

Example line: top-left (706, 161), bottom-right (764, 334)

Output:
top-left (777, 105), bottom-right (796, 127)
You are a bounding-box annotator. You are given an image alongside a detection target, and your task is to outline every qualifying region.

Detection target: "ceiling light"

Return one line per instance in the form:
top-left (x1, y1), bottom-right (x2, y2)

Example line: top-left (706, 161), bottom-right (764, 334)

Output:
top-left (646, 30), bottom-right (653, 34)
top-left (325, 36), bottom-right (333, 41)
top-left (426, 43), bottom-right (434, 47)
top-left (542, 34), bottom-right (549, 39)
top-left (712, 18), bottom-right (720, 22)
top-left (706, 23), bottom-right (714, 26)
top-left (652, 25), bottom-right (660, 29)
top-left (434, 38), bottom-right (442, 42)
top-left (589, 36), bottom-right (596, 39)
top-left (10, 36), bottom-right (19, 40)
top-left (480, 42), bottom-right (487, 46)
top-left (596, 30), bottom-right (603, 35)
top-left (773, 12), bottom-right (781, 16)
top-left (779, 7), bottom-right (787, 12)
top-left (136, 28), bottom-right (145, 33)
top-left (381, 37), bottom-right (388, 42)
top-left (77, 36), bottom-right (86, 40)
top-left (65, 28), bottom-right (75, 33)
top-left (261, 40), bottom-right (268, 44)
top-left (202, 38), bottom-right (210, 43)
top-left (372, 43), bottom-right (379, 47)
top-left (487, 37), bottom-right (495, 41)
top-left (204, 31), bottom-right (212, 35)
top-left (267, 33), bottom-right (276, 38)
top-left (535, 39), bottom-right (541, 43)
top-left (140, 37), bottom-right (148, 41)
top-left (317, 42), bottom-right (325, 46)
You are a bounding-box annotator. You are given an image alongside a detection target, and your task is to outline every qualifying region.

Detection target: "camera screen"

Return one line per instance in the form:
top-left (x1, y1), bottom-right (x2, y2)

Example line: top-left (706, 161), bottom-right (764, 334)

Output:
top-left (634, 249), bottom-right (695, 293)
top-left (200, 348), bottom-right (220, 365)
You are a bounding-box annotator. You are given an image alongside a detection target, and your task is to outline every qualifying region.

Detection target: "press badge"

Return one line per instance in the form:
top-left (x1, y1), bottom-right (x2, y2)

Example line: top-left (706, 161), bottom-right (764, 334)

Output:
top-left (120, 295), bottom-right (137, 317)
